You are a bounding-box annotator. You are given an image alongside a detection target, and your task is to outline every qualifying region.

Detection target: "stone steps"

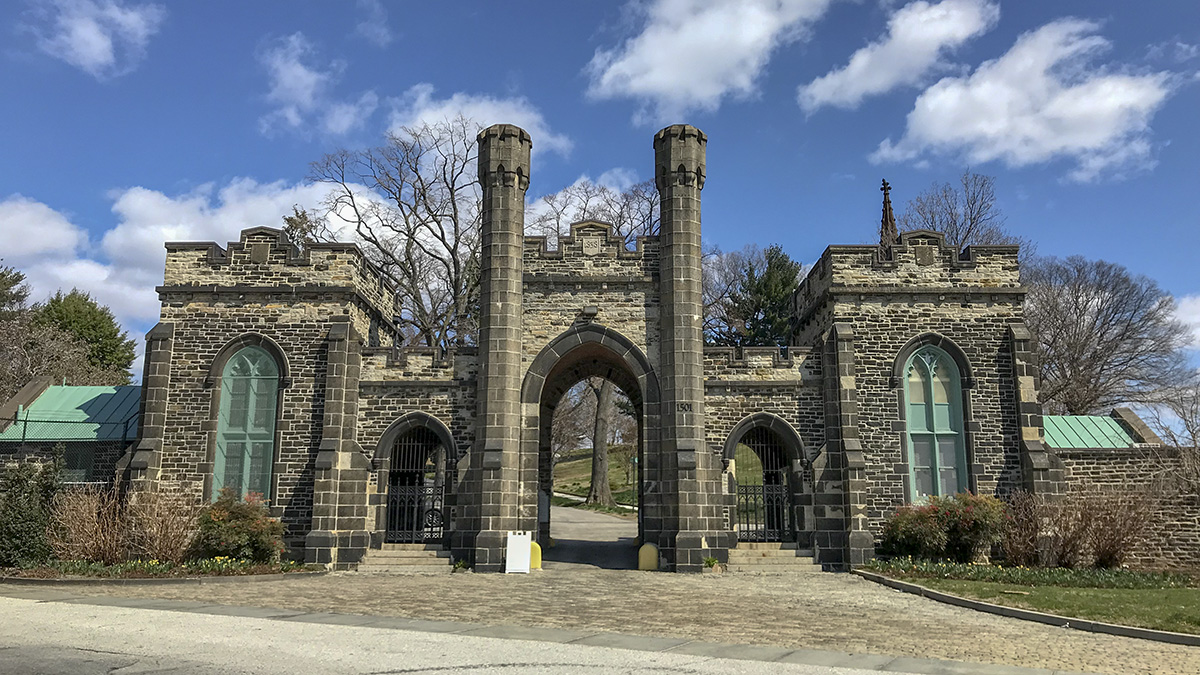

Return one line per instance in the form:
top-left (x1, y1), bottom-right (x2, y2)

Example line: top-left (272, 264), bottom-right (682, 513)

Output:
top-left (726, 542), bottom-right (823, 574)
top-left (355, 544), bottom-right (453, 574)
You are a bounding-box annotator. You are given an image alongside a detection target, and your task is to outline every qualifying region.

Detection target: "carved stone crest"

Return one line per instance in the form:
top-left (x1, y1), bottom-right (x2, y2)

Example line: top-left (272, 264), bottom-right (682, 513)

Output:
top-left (581, 236), bottom-right (601, 256)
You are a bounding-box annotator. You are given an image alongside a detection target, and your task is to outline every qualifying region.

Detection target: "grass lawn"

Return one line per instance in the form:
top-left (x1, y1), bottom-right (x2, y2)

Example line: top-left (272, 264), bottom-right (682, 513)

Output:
top-left (898, 577), bottom-right (1200, 635)
top-left (549, 495), bottom-right (637, 519)
top-left (553, 452), bottom-right (638, 506)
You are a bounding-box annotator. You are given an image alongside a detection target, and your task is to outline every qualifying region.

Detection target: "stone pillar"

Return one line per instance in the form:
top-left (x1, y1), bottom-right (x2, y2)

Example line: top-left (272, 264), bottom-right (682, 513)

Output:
top-left (469, 124), bottom-right (531, 572)
top-left (816, 323), bottom-right (873, 570)
top-left (305, 322), bottom-right (370, 569)
top-left (1008, 323), bottom-right (1064, 498)
top-left (653, 124), bottom-right (725, 572)
top-left (127, 322), bottom-right (174, 489)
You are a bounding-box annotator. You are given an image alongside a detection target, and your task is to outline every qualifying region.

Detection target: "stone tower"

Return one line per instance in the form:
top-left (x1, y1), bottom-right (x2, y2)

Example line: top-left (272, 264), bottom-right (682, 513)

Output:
top-left (468, 124), bottom-right (532, 571)
top-left (652, 125), bottom-right (727, 571)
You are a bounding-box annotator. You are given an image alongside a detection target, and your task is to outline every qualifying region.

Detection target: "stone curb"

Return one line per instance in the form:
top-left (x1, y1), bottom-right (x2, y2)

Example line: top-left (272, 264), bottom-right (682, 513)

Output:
top-left (0, 588), bottom-right (1091, 675)
top-left (0, 570), bottom-right (328, 587)
top-left (854, 570), bottom-right (1200, 648)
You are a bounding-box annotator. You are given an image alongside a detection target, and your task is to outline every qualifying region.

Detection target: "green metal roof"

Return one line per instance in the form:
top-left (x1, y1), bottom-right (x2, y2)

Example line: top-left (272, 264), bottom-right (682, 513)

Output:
top-left (1043, 415), bottom-right (1136, 449)
top-left (0, 385), bottom-right (140, 442)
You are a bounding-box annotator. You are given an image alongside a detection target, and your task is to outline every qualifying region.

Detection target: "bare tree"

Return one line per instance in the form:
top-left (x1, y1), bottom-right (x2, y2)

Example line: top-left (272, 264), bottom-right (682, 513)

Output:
top-left (281, 205), bottom-right (334, 250)
top-left (528, 178), bottom-right (658, 246)
top-left (1024, 256), bottom-right (1191, 415)
top-left (0, 313), bottom-right (124, 402)
top-left (702, 244), bottom-right (763, 344)
top-left (899, 170), bottom-right (1032, 255)
top-left (1143, 374), bottom-right (1200, 492)
top-left (310, 115), bottom-right (482, 349)
top-left (550, 382), bottom-right (592, 468)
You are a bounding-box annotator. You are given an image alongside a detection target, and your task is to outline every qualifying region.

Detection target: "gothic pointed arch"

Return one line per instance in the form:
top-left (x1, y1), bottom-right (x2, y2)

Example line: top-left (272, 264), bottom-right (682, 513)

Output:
top-left (520, 323), bottom-right (659, 407)
top-left (891, 332), bottom-right (974, 390)
top-left (206, 332), bottom-right (292, 390)
top-left (722, 412), bottom-right (807, 464)
top-left (374, 411), bottom-right (457, 466)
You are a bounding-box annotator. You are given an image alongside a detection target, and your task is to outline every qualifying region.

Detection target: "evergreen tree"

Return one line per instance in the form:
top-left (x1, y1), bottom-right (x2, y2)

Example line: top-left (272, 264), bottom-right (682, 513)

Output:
top-left (36, 290), bottom-right (136, 382)
top-left (0, 265), bottom-right (29, 320)
top-left (713, 245), bottom-right (803, 347)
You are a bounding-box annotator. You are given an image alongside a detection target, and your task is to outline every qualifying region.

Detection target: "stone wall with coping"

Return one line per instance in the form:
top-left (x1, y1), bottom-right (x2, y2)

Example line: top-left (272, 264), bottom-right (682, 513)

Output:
top-left (1057, 446), bottom-right (1200, 570)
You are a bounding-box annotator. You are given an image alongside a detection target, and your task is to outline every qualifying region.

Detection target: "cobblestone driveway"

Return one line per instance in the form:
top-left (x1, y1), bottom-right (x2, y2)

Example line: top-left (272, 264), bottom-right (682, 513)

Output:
top-left (61, 567), bottom-right (1200, 675)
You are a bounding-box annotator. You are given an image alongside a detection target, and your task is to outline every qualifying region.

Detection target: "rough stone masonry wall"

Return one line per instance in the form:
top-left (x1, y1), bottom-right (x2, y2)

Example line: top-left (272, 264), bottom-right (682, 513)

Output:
top-left (794, 233), bottom-right (1025, 540)
top-left (703, 347), bottom-right (825, 455)
top-left (153, 228), bottom-right (397, 553)
top-left (1058, 447), bottom-right (1200, 570)
top-left (356, 348), bottom-right (477, 533)
top-left (522, 222), bottom-right (661, 371)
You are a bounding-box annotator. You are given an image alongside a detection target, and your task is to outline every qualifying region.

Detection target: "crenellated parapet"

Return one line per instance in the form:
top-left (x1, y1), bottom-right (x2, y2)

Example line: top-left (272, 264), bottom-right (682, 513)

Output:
top-left (161, 226), bottom-right (400, 346)
top-left (477, 124), bottom-right (531, 190)
top-left (524, 221), bottom-right (660, 280)
top-left (793, 229), bottom-right (1022, 343)
top-left (703, 346), bottom-right (821, 384)
top-left (359, 346), bottom-right (478, 383)
top-left (654, 124), bottom-right (707, 190)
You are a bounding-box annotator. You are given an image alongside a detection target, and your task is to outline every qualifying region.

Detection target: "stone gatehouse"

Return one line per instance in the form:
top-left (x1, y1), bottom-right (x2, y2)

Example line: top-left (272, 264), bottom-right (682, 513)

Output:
top-left (119, 123), bottom-right (1093, 573)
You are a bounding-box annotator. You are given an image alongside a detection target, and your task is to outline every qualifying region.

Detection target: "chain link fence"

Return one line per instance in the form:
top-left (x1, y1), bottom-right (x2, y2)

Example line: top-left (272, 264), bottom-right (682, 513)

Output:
top-left (0, 414), bottom-right (137, 485)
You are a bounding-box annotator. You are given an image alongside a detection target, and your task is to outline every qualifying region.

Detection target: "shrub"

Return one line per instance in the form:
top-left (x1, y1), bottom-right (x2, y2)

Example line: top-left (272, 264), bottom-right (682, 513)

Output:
top-left (1002, 490), bottom-right (1041, 567)
top-left (880, 504), bottom-right (947, 559)
top-left (1085, 490), bottom-right (1156, 569)
top-left (47, 486), bottom-right (126, 565)
top-left (880, 493), bottom-right (1006, 563)
top-left (935, 493), bottom-right (1006, 564)
top-left (1041, 497), bottom-right (1093, 569)
top-left (0, 458), bottom-right (61, 567)
top-left (127, 491), bottom-right (201, 563)
top-left (190, 488), bottom-right (283, 563)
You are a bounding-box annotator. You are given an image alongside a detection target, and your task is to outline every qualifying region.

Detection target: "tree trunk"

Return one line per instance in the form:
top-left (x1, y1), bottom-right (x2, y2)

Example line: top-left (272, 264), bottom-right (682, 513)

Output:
top-left (586, 379), bottom-right (616, 506)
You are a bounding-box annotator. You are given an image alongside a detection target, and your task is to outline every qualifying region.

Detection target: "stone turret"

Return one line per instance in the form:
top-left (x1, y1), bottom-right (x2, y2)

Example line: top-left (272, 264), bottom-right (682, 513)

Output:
top-left (653, 125), bottom-right (726, 571)
top-left (469, 124), bottom-right (532, 571)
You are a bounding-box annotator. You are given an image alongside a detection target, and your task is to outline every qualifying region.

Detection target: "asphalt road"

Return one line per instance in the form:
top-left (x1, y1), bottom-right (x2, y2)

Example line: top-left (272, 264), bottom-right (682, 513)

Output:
top-left (0, 594), bottom-right (896, 675)
top-left (543, 504), bottom-right (640, 570)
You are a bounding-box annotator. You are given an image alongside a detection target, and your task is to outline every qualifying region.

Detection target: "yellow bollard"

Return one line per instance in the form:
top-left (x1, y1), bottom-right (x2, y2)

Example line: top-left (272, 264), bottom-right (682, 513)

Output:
top-left (638, 542), bottom-right (659, 571)
top-left (529, 540), bottom-right (542, 570)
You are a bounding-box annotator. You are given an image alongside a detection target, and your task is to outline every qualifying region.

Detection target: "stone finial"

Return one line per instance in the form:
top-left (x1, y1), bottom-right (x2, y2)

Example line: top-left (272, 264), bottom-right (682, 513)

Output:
top-left (653, 124), bottom-right (707, 190)
top-left (477, 124), bottom-right (532, 190)
top-left (879, 179), bottom-right (898, 250)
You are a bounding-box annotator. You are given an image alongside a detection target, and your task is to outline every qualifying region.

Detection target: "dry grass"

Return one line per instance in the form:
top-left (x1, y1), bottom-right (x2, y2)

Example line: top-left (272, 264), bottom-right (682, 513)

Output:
top-left (47, 486), bottom-right (126, 565)
top-left (127, 491), bottom-right (201, 563)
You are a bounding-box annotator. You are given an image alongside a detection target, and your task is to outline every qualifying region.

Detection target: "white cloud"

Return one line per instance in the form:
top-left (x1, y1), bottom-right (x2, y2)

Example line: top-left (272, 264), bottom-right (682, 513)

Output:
top-left (28, 0), bottom-right (166, 79)
top-left (0, 195), bottom-right (86, 260)
top-left (871, 19), bottom-right (1175, 182)
top-left (389, 84), bottom-right (573, 156)
top-left (586, 0), bottom-right (834, 123)
top-left (355, 0), bottom-right (393, 48)
top-left (798, 0), bottom-right (998, 112)
top-left (257, 32), bottom-right (377, 137)
top-left (1178, 294), bottom-right (1200, 349)
top-left (0, 181), bottom-right (337, 336)
top-left (322, 91), bottom-right (380, 135)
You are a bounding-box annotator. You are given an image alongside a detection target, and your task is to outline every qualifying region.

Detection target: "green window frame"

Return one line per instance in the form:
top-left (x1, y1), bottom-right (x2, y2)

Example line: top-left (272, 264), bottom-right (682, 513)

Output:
top-left (214, 345), bottom-right (278, 500)
top-left (904, 346), bottom-right (967, 501)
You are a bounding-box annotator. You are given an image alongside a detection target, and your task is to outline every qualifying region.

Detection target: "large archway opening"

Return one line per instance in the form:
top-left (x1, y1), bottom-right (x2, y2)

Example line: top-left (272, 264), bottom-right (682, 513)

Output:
top-left (523, 327), bottom-right (657, 570)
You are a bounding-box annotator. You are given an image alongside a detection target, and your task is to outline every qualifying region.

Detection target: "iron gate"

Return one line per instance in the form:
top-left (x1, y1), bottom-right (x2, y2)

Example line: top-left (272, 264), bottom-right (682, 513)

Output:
top-left (734, 427), bottom-right (791, 542)
top-left (386, 427), bottom-right (447, 544)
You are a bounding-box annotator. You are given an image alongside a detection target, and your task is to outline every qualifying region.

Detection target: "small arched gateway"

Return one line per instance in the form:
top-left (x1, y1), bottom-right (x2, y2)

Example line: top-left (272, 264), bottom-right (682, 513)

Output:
top-left (724, 413), bottom-right (807, 543)
top-left (375, 413), bottom-right (455, 545)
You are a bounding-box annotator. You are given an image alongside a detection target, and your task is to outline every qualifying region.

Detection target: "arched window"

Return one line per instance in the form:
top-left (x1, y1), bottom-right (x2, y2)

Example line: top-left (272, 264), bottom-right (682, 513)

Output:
top-left (904, 346), bottom-right (966, 501)
top-left (215, 346), bottom-right (278, 499)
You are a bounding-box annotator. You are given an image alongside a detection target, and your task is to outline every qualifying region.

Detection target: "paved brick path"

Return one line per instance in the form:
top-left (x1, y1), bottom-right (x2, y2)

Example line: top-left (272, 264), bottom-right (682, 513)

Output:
top-left (58, 567), bottom-right (1199, 675)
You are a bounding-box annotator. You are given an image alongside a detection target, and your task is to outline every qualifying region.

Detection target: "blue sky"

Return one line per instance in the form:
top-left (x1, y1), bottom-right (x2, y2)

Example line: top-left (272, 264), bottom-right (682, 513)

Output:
top-left (1, 0), bottom-right (1198, 361)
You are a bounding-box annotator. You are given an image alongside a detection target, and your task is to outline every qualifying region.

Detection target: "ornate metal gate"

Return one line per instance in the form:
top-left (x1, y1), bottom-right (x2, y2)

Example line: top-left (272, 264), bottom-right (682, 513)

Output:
top-left (386, 427), bottom-right (447, 544)
top-left (734, 427), bottom-right (790, 542)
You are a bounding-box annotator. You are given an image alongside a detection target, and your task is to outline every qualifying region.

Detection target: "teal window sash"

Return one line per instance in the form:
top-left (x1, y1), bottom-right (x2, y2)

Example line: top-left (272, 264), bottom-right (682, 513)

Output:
top-left (214, 346), bottom-right (278, 500)
top-left (904, 347), bottom-right (966, 501)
